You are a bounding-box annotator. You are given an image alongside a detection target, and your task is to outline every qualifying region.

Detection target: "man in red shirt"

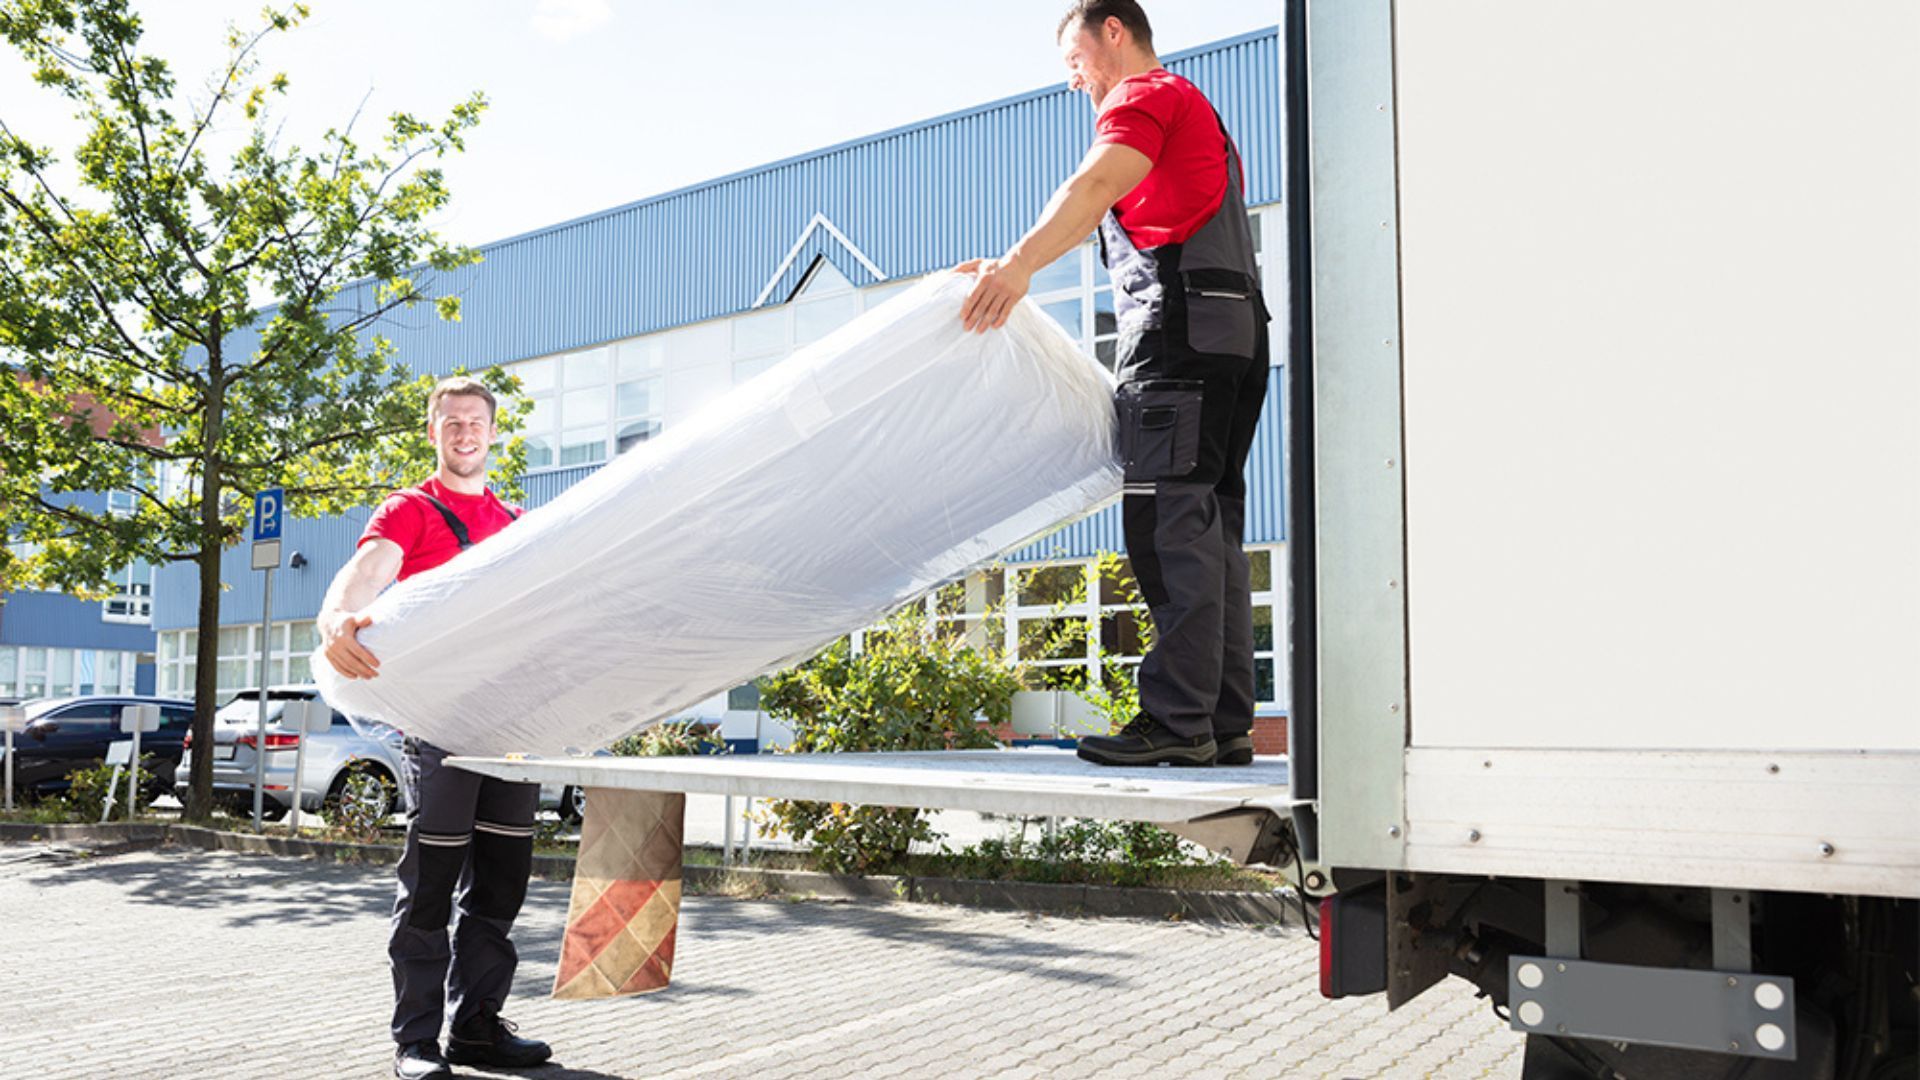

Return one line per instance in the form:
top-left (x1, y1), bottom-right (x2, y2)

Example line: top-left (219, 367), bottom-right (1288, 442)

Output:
top-left (962, 1), bottom-right (1269, 768)
top-left (319, 377), bottom-right (551, 1080)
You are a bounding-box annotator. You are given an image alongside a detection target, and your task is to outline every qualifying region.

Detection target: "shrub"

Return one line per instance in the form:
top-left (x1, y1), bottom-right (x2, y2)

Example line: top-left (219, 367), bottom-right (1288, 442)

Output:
top-left (610, 720), bottom-right (729, 758)
top-left (759, 604), bottom-right (1021, 874)
top-left (943, 817), bottom-right (1215, 888)
top-left (59, 756), bottom-right (160, 822)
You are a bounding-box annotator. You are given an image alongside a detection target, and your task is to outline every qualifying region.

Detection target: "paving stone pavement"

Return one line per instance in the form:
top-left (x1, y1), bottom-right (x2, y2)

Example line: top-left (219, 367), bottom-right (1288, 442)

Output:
top-left (0, 843), bottom-right (1524, 1079)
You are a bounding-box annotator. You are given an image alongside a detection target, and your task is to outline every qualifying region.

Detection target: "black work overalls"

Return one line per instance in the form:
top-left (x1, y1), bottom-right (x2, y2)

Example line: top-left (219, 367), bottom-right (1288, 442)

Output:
top-left (1099, 104), bottom-right (1271, 742)
top-left (388, 492), bottom-right (539, 1045)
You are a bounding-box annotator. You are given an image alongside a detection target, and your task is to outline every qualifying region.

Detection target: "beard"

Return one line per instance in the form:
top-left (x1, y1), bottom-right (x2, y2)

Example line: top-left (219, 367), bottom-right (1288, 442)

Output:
top-left (441, 452), bottom-right (488, 479)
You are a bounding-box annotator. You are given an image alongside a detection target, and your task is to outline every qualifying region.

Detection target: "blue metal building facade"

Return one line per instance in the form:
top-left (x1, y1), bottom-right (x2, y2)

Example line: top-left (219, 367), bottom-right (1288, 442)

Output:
top-left (143, 28), bottom-right (1288, 651)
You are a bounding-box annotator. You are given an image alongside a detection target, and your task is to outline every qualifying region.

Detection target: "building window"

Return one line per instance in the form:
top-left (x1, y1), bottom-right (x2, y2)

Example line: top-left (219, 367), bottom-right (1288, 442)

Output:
top-left (154, 619), bottom-right (318, 700)
top-left (898, 548), bottom-right (1286, 711)
top-left (731, 262), bottom-right (922, 387)
top-left (1030, 243), bottom-right (1120, 371)
top-left (0, 645), bottom-right (138, 699)
top-left (101, 560), bottom-right (154, 624)
top-left (614, 338), bottom-right (665, 453)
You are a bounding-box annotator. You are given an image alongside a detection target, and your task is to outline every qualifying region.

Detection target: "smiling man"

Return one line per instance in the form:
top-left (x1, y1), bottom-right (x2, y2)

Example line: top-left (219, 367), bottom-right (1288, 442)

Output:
top-left (318, 376), bottom-right (549, 1080)
top-left (960, 0), bottom-right (1270, 768)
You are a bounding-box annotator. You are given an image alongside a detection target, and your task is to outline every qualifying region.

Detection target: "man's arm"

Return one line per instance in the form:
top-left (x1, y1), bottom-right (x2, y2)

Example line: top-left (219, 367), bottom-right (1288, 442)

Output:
top-left (317, 539), bottom-right (404, 679)
top-left (959, 141), bottom-right (1152, 333)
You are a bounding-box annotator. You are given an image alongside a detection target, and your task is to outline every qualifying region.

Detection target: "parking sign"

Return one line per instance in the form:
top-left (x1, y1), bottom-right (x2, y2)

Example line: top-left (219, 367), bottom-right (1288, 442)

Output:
top-left (253, 487), bottom-right (284, 542)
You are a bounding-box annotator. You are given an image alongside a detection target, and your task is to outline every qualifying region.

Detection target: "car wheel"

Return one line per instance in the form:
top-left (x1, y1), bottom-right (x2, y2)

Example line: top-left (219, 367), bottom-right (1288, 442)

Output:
top-left (561, 785), bottom-right (586, 825)
top-left (326, 764), bottom-right (396, 824)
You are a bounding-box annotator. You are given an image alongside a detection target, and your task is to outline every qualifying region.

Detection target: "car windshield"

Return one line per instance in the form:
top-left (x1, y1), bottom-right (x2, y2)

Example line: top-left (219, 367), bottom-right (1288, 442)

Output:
top-left (214, 692), bottom-right (306, 724)
top-left (23, 698), bottom-right (74, 721)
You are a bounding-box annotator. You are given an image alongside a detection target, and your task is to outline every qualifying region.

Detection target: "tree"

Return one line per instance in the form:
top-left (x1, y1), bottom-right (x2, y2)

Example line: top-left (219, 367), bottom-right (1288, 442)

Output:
top-left (0, 1), bottom-right (523, 819)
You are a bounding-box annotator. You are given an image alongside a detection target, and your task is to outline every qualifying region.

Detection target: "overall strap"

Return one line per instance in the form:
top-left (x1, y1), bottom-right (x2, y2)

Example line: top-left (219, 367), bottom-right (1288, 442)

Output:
top-left (417, 491), bottom-right (474, 551)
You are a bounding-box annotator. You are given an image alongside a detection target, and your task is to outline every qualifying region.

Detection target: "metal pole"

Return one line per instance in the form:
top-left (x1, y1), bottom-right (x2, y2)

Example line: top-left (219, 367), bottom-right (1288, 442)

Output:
top-left (127, 724), bottom-right (142, 822)
top-left (4, 726), bottom-right (12, 812)
top-left (251, 567), bottom-right (274, 833)
top-left (723, 795), bottom-right (735, 867)
top-left (288, 730), bottom-right (306, 832)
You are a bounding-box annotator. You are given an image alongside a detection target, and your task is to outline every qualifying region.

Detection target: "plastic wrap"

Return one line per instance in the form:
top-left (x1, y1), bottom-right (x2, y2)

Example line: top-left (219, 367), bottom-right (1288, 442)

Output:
top-left (313, 272), bottom-right (1121, 757)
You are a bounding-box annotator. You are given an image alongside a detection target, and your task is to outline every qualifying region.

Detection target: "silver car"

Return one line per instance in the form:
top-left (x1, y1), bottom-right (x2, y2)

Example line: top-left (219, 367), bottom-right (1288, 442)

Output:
top-left (176, 685), bottom-right (411, 823)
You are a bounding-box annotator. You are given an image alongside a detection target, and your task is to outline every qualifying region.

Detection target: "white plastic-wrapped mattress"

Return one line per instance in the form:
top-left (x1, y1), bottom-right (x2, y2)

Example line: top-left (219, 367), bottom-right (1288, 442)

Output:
top-left (314, 273), bottom-right (1121, 757)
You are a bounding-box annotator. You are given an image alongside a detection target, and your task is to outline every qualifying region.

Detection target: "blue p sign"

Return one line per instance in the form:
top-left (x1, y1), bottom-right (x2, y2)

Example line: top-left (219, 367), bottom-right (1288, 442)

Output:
top-left (253, 487), bottom-right (284, 542)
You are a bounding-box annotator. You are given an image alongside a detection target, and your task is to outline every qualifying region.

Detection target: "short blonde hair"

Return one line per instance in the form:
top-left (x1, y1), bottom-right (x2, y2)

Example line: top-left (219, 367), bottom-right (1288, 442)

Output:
top-left (427, 376), bottom-right (497, 422)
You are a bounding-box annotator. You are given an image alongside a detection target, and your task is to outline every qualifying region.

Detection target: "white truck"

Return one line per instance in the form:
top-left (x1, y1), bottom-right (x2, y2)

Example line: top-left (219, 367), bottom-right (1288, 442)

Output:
top-left (459, 2), bottom-right (1917, 1075)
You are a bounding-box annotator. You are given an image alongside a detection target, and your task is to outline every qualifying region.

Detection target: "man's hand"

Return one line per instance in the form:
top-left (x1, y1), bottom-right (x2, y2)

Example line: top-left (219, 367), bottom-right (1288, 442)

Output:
top-left (958, 255), bottom-right (1034, 334)
top-left (319, 609), bottom-right (381, 680)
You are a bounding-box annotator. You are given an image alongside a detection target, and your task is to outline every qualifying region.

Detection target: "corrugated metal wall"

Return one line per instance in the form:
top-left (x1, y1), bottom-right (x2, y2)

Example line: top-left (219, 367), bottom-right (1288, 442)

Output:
top-left (154, 27), bottom-right (1288, 631)
top-left (1008, 376), bottom-right (1286, 562)
top-left (0, 591), bottom-right (157, 650)
top-left (307, 29), bottom-right (1282, 376)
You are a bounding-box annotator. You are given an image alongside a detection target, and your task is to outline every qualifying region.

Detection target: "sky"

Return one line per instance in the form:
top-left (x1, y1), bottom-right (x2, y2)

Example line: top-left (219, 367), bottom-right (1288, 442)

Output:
top-left (0, 0), bottom-right (1280, 249)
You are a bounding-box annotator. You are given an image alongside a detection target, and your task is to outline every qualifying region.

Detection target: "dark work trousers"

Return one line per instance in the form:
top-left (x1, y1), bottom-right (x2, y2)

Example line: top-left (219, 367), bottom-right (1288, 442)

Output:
top-left (1101, 97), bottom-right (1269, 742)
top-left (389, 738), bottom-right (540, 1045)
top-left (1118, 324), bottom-right (1271, 740)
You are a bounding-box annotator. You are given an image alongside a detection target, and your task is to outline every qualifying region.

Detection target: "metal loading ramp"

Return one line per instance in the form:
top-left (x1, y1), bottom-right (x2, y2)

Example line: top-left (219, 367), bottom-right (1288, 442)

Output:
top-left (449, 749), bottom-right (1295, 1000)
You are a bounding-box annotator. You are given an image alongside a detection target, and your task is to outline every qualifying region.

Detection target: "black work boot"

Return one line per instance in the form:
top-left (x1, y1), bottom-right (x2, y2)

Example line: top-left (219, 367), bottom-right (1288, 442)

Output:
top-left (446, 1013), bottom-right (552, 1069)
top-left (393, 1039), bottom-right (453, 1080)
top-left (1076, 715), bottom-right (1216, 767)
top-left (1213, 731), bottom-right (1255, 766)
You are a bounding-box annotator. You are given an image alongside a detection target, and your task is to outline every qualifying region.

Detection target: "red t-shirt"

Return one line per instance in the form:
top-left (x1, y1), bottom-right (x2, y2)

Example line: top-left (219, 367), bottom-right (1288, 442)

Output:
top-left (1094, 69), bottom-right (1237, 249)
top-left (359, 476), bottom-right (521, 581)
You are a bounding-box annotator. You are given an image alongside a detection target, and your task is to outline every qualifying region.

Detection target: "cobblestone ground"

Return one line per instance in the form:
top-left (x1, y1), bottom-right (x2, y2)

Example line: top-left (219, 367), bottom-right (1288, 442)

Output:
top-left (0, 843), bottom-right (1524, 1078)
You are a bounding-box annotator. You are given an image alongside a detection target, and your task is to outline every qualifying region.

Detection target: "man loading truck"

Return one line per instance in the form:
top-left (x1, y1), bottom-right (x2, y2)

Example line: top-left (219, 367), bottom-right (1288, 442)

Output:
top-left (961, 0), bottom-right (1270, 768)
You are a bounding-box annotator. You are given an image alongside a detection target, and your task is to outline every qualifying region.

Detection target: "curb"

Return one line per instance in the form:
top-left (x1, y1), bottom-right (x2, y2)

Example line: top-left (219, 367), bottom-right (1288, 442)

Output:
top-left (0, 821), bottom-right (1296, 926)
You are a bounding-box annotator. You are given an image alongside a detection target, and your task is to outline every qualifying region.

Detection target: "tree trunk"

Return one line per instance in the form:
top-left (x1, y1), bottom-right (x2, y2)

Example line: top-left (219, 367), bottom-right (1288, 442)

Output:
top-left (184, 337), bottom-right (225, 823)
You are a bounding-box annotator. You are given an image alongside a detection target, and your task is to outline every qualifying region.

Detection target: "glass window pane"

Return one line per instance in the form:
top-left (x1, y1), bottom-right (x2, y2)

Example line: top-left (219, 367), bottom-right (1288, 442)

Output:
top-left (727, 682), bottom-right (761, 711)
top-left (863, 279), bottom-right (917, 309)
top-left (526, 395), bottom-right (556, 433)
top-left (99, 651), bottom-right (120, 689)
top-left (1041, 298), bottom-right (1081, 338)
top-left (217, 659), bottom-right (249, 692)
top-left (616, 378), bottom-right (660, 419)
top-left (1018, 617), bottom-right (1087, 661)
top-left (1095, 339), bottom-right (1117, 370)
top-left (290, 622), bottom-right (320, 654)
top-left (157, 634), bottom-right (174, 663)
top-left (525, 434), bottom-right (556, 470)
top-left (218, 626), bottom-right (249, 657)
top-left (1255, 658), bottom-right (1276, 703)
top-left (1093, 288), bottom-right (1116, 337)
top-left (616, 419), bottom-right (661, 454)
top-left (1100, 611), bottom-right (1149, 657)
top-left (560, 430), bottom-right (606, 466)
top-left (1097, 560), bottom-right (1139, 605)
top-left (616, 338), bottom-right (665, 378)
top-left (1017, 565), bottom-right (1087, 607)
top-left (563, 348), bottom-right (609, 388)
top-left (733, 355), bottom-right (780, 384)
top-left (0, 646), bottom-right (14, 685)
top-left (1249, 549), bottom-right (1272, 593)
top-left (514, 357), bottom-right (555, 394)
top-left (1253, 606), bottom-right (1274, 652)
top-left (732, 308), bottom-right (786, 356)
top-left (561, 387), bottom-right (608, 427)
top-left (51, 649), bottom-right (73, 690)
top-left (793, 292), bottom-right (860, 345)
top-left (287, 655), bottom-right (313, 685)
top-left (1030, 248), bottom-right (1082, 294)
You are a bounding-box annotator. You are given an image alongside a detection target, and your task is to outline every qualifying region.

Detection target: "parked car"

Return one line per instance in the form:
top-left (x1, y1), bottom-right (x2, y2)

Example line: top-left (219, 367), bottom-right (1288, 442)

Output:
top-left (4, 695), bottom-right (195, 800)
top-left (176, 685), bottom-right (411, 823)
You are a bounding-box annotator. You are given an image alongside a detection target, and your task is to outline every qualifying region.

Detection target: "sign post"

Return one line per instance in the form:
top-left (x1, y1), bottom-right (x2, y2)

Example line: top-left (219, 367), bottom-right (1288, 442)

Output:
top-left (250, 487), bottom-right (284, 834)
top-left (283, 698), bottom-right (330, 832)
top-left (118, 704), bottom-right (160, 822)
top-left (1, 704), bottom-right (24, 812)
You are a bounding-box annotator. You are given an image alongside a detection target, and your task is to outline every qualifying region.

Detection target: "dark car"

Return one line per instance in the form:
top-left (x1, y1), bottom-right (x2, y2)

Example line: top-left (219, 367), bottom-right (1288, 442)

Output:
top-left (5, 695), bottom-right (195, 800)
